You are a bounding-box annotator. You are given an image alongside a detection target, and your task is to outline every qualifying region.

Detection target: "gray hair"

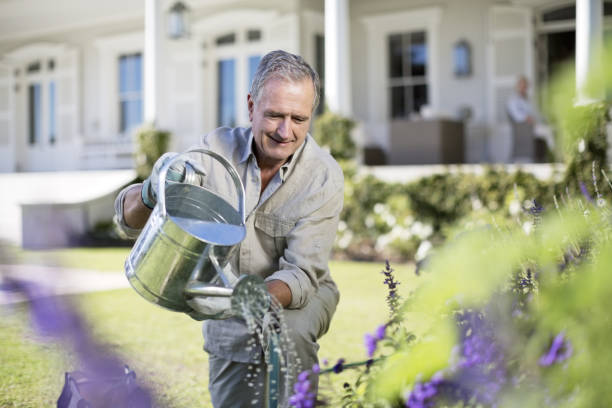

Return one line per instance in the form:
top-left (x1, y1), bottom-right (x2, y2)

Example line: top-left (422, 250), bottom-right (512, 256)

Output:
top-left (249, 50), bottom-right (321, 112)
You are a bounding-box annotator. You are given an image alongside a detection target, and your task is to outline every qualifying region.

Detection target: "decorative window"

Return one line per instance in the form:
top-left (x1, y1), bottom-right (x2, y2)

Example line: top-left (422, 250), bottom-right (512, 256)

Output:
top-left (27, 61), bottom-right (41, 74)
top-left (216, 33), bottom-right (236, 46)
top-left (388, 31), bottom-right (428, 118)
top-left (247, 29), bottom-right (261, 42)
top-left (218, 59), bottom-right (236, 127)
top-left (118, 53), bottom-right (143, 134)
top-left (49, 81), bottom-right (56, 144)
top-left (453, 40), bottom-right (471, 78)
top-left (28, 83), bottom-right (41, 145)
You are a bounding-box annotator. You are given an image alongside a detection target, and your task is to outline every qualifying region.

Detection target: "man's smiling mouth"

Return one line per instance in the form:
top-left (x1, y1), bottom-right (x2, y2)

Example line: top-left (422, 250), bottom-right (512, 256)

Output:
top-left (268, 134), bottom-right (293, 144)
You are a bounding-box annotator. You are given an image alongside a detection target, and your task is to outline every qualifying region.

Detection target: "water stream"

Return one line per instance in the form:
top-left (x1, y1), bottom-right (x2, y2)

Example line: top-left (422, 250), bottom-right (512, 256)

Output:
top-left (232, 279), bottom-right (301, 407)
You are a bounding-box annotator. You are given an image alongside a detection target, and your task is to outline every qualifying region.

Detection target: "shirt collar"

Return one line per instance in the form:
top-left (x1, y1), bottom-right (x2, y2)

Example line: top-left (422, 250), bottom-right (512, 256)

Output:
top-left (239, 128), bottom-right (308, 182)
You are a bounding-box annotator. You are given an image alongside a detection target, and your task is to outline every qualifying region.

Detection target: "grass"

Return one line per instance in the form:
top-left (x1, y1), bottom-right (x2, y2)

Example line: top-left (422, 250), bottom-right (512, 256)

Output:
top-left (0, 248), bottom-right (416, 407)
top-left (13, 247), bottom-right (130, 272)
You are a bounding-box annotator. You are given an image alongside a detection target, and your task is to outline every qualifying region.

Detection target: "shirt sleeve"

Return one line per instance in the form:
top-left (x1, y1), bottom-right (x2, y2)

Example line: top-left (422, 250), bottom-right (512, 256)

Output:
top-left (113, 183), bottom-right (144, 240)
top-left (263, 178), bottom-right (344, 309)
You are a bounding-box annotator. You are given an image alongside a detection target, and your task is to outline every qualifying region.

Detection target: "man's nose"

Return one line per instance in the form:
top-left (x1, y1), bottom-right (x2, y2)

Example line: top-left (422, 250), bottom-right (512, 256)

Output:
top-left (276, 117), bottom-right (291, 139)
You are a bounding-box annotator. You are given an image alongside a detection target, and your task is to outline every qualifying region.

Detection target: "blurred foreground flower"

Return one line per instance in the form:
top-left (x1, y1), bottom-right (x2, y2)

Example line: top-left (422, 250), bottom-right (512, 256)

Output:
top-left (1, 277), bottom-right (153, 407)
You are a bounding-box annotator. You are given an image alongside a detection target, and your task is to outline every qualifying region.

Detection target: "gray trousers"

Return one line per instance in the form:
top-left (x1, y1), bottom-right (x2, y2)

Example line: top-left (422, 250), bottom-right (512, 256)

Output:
top-left (207, 284), bottom-right (338, 408)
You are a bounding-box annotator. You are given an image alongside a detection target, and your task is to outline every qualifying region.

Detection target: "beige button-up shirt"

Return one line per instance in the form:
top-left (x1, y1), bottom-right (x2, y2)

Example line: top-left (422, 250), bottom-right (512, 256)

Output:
top-left (115, 126), bottom-right (343, 362)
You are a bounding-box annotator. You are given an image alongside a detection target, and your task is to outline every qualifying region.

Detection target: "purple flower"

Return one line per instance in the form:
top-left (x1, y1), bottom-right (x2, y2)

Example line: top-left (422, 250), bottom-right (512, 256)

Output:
top-left (381, 261), bottom-right (401, 317)
top-left (4, 278), bottom-right (153, 407)
top-left (289, 369), bottom-right (316, 408)
top-left (364, 333), bottom-right (377, 358)
top-left (364, 324), bottom-right (387, 358)
top-left (404, 374), bottom-right (444, 408)
top-left (454, 310), bottom-right (507, 405)
top-left (375, 324), bottom-right (387, 341)
top-left (580, 181), bottom-right (594, 203)
top-left (332, 358), bottom-right (345, 374)
top-left (539, 331), bottom-right (573, 366)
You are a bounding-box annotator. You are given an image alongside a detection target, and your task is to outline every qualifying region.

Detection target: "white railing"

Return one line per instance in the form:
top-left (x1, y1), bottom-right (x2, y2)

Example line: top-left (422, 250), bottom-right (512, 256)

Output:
top-left (80, 138), bottom-right (135, 170)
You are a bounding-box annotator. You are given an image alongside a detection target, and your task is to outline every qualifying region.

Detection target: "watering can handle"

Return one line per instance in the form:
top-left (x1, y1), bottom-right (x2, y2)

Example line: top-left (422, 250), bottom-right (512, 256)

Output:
top-left (157, 148), bottom-right (246, 224)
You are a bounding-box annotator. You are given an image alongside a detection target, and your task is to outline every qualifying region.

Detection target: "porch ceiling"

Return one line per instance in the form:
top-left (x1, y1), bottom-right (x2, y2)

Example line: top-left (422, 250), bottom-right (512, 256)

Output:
top-left (507, 0), bottom-right (574, 9)
top-left (0, 0), bottom-right (242, 42)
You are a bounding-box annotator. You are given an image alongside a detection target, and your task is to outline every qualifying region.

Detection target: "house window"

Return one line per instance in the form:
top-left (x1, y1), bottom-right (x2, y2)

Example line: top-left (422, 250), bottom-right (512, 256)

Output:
top-left (248, 55), bottom-right (261, 90)
top-left (118, 53), bottom-right (143, 134)
top-left (49, 81), bottom-right (56, 144)
top-left (28, 83), bottom-right (41, 145)
top-left (218, 58), bottom-right (236, 127)
top-left (388, 31), bottom-right (428, 118)
top-left (315, 34), bottom-right (325, 114)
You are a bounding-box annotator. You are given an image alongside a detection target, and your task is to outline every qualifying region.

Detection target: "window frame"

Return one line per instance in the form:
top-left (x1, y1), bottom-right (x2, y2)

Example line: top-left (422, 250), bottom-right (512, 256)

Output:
top-left (117, 52), bottom-right (143, 134)
top-left (387, 30), bottom-right (429, 119)
top-left (24, 58), bottom-right (57, 147)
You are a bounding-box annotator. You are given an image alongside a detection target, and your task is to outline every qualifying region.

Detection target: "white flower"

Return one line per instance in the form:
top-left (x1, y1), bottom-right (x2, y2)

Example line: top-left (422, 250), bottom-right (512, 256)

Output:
top-left (375, 233), bottom-right (393, 251)
top-left (471, 197), bottom-right (483, 211)
top-left (383, 213), bottom-right (396, 226)
top-left (373, 203), bottom-right (386, 215)
top-left (411, 221), bottom-right (433, 240)
top-left (597, 198), bottom-right (606, 208)
top-left (578, 138), bottom-right (586, 153)
top-left (338, 220), bottom-right (347, 232)
top-left (522, 221), bottom-right (533, 235)
top-left (509, 200), bottom-right (521, 216)
top-left (415, 240), bottom-right (432, 261)
top-left (337, 231), bottom-right (353, 249)
top-left (365, 215), bottom-right (375, 228)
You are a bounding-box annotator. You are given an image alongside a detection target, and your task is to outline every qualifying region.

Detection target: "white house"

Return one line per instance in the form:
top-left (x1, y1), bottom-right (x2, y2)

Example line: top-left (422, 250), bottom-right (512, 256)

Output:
top-left (0, 0), bottom-right (610, 173)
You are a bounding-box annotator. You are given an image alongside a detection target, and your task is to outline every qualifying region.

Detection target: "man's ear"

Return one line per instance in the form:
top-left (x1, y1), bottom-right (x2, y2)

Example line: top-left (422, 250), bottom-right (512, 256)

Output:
top-left (247, 94), bottom-right (254, 122)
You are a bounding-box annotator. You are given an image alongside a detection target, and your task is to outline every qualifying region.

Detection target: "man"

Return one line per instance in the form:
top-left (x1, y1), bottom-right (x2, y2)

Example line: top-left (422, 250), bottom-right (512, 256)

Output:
top-left (506, 75), bottom-right (551, 162)
top-left (506, 75), bottom-right (535, 126)
top-left (114, 50), bottom-right (343, 407)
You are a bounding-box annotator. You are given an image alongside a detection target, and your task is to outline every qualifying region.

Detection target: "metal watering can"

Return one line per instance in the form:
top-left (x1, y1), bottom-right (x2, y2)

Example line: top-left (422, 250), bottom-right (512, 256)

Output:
top-left (125, 148), bottom-right (267, 320)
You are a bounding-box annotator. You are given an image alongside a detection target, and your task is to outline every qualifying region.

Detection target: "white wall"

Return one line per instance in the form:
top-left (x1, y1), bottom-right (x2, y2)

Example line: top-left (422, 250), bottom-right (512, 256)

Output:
top-left (351, 0), bottom-right (496, 163)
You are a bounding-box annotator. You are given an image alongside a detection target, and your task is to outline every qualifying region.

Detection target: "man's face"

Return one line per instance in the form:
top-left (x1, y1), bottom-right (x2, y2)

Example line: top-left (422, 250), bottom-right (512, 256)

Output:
top-left (248, 77), bottom-right (314, 169)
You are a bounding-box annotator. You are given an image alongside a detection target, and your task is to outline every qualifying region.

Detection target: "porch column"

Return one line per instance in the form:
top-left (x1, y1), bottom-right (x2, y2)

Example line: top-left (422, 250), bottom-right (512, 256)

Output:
top-left (575, 0), bottom-right (604, 104)
top-left (324, 0), bottom-right (352, 116)
top-left (144, 0), bottom-right (162, 124)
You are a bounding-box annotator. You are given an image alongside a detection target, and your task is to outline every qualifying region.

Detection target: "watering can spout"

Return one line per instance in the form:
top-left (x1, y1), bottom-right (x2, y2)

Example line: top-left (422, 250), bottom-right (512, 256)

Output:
top-left (185, 274), bottom-right (270, 320)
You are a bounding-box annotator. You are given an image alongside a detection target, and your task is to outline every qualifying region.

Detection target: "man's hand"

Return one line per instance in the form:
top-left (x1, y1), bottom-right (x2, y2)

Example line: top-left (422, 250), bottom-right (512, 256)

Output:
top-left (265, 280), bottom-right (292, 308)
top-left (141, 152), bottom-right (181, 209)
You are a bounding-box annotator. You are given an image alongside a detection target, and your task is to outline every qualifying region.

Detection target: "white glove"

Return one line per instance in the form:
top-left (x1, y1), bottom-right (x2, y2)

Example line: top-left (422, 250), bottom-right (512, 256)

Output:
top-left (185, 263), bottom-right (238, 320)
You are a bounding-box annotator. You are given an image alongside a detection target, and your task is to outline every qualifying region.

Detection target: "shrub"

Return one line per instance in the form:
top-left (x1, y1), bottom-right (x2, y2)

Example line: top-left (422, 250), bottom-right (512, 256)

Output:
top-left (337, 168), bottom-right (555, 262)
top-left (313, 110), bottom-right (356, 162)
top-left (133, 125), bottom-right (172, 181)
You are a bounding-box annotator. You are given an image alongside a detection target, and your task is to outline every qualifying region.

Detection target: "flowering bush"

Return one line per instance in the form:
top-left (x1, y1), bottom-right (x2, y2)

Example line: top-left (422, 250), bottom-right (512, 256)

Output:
top-left (337, 166), bottom-right (557, 262)
top-left (294, 179), bottom-right (612, 407)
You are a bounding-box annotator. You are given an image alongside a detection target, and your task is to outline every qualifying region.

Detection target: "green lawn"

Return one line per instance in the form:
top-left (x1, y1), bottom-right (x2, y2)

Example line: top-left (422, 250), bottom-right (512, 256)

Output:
top-left (1, 248), bottom-right (415, 407)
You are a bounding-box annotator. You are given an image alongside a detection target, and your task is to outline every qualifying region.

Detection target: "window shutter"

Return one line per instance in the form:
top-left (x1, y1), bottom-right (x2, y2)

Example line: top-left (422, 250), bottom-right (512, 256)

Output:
top-left (55, 48), bottom-right (79, 144)
top-left (0, 63), bottom-right (15, 171)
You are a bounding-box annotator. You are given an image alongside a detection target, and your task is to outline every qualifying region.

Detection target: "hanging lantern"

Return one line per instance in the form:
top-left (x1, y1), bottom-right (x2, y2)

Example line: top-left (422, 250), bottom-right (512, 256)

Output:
top-left (168, 1), bottom-right (190, 39)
